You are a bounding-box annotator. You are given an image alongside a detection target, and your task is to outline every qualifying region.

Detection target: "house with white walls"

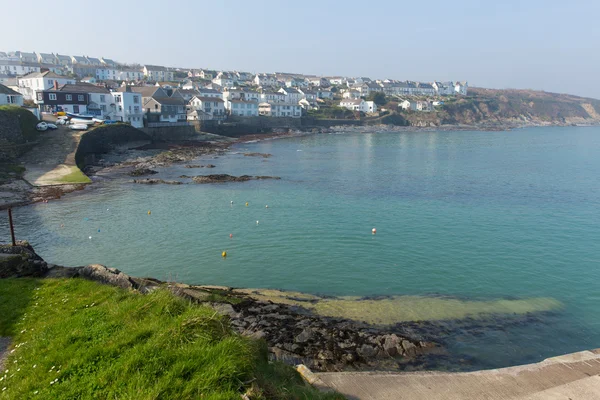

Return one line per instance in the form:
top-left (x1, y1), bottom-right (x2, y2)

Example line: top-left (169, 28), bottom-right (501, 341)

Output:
top-left (17, 71), bottom-right (75, 101)
top-left (298, 88), bottom-right (317, 103)
top-left (198, 88), bottom-right (223, 99)
top-left (96, 67), bottom-right (119, 81)
top-left (18, 52), bottom-right (37, 63)
top-left (36, 52), bottom-right (56, 65)
top-left (339, 99), bottom-right (377, 113)
top-left (398, 99), bottom-right (411, 110)
top-left (213, 72), bottom-right (235, 88)
top-left (342, 89), bottom-right (361, 99)
top-left (54, 54), bottom-right (72, 66)
top-left (188, 96), bottom-right (226, 120)
top-left (326, 76), bottom-right (346, 86)
top-left (111, 86), bottom-right (144, 127)
top-left (71, 55), bottom-right (90, 65)
top-left (410, 100), bottom-right (431, 111)
top-left (226, 99), bottom-right (259, 116)
top-left (0, 83), bottom-right (24, 106)
top-left (254, 73), bottom-right (278, 87)
top-left (417, 82), bottom-right (436, 96)
top-left (260, 91), bottom-right (286, 103)
top-left (455, 81), bottom-right (468, 95)
top-left (144, 96), bottom-right (187, 122)
top-left (0, 61), bottom-right (40, 77)
top-left (269, 103), bottom-right (302, 118)
top-left (143, 65), bottom-right (174, 82)
top-left (100, 58), bottom-right (117, 67)
top-left (278, 87), bottom-right (303, 103)
top-left (117, 69), bottom-right (144, 81)
top-left (318, 88), bottom-right (334, 100)
top-left (432, 81), bottom-right (454, 96)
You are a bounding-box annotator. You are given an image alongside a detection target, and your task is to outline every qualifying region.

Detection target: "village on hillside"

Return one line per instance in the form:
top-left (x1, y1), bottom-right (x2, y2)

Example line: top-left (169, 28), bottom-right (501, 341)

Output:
top-left (0, 50), bottom-right (468, 128)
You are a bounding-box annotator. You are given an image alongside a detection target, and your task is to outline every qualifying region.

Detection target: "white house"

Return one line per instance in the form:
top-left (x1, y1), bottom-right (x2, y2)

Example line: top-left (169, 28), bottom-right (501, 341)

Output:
top-left (432, 81), bottom-right (454, 96)
top-left (188, 96), bottom-right (225, 119)
top-left (0, 83), bottom-right (24, 106)
top-left (278, 87), bottom-right (303, 103)
top-left (417, 82), bottom-right (436, 96)
top-left (318, 89), bottom-right (334, 100)
top-left (96, 67), bottom-right (119, 81)
top-left (71, 55), bottom-right (90, 65)
top-left (298, 89), bottom-right (317, 103)
top-left (398, 99), bottom-right (411, 110)
top-left (226, 100), bottom-right (259, 117)
top-left (269, 103), bottom-right (302, 118)
top-left (326, 76), bottom-right (346, 86)
top-left (100, 58), bottom-right (117, 67)
top-left (213, 72), bottom-right (235, 88)
top-left (455, 81), bottom-right (468, 95)
top-left (86, 57), bottom-right (102, 66)
top-left (36, 52), bottom-right (56, 65)
top-left (0, 61), bottom-right (41, 77)
top-left (254, 73), bottom-right (277, 87)
top-left (143, 65), bottom-right (174, 82)
top-left (198, 88), bottom-right (223, 99)
top-left (144, 96), bottom-right (187, 122)
top-left (111, 86), bottom-right (144, 128)
top-left (342, 89), bottom-right (361, 99)
top-left (410, 100), bottom-right (431, 111)
top-left (17, 71), bottom-right (75, 101)
top-left (223, 88), bottom-right (260, 103)
top-left (117, 69), bottom-right (144, 81)
top-left (339, 99), bottom-right (377, 113)
top-left (260, 91), bottom-right (285, 103)
top-left (18, 52), bottom-right (37, 63)
top-left (54, 54), bottom-right (72, 66)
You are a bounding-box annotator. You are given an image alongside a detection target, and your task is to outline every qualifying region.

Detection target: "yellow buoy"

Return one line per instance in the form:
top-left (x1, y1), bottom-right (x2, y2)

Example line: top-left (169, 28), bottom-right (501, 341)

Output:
top-left (222, 251), bottom-right (227, 257)
top-left (245, 202), bottom-right (249, 206)
top-left (148, 210), bottom-right (151, 215)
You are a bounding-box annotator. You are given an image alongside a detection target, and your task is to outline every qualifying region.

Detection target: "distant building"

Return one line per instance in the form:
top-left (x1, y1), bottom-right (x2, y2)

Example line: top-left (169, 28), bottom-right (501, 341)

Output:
top-left (112, 86), bottom-right (144, 128)
top-left (339, 99), bottom-right (377, 113)
top-left (18, 71), bottom-right (75, 101)
top-left (226, 99), bottom-right (259, 117)
top-left (455, 81), bottom-right (468, 95)
top-left (432, 81), bottom-right (454, 96)
top-left (143, 65), bottom-right (174, 82)
top-left (36, 52), bottom-right (56, 65)
top-left (188, 96), bottom-right (225, 119)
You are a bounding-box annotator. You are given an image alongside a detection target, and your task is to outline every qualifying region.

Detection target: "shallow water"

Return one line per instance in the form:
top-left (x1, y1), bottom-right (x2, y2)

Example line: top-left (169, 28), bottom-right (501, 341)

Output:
top-left (2, 126), bottom-right (600, 369)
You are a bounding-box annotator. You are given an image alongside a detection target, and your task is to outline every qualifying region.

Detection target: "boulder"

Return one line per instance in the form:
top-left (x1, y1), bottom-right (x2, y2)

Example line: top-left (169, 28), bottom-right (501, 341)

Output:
top-left (79, 264), bottom-right (134, 290)
top-left (295, 328), bottom-right (315, 343)
top-left (357, 344), bottom-right (378, 359)
top-left (0, 242), bottom-right (47, 278)
top-left (128, 168), bottom-right (158, 176)
top-left (382, 334), bottom-right (401, 357)
top-left (401, 340), bottom-right (418, 357)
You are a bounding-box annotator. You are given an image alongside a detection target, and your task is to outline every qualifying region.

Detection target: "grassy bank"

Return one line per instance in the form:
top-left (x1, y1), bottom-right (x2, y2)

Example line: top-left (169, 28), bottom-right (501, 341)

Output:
top-left (0, 278), bottom-right (342, 399)
top-left (56, 166), bottom-right (92, 184)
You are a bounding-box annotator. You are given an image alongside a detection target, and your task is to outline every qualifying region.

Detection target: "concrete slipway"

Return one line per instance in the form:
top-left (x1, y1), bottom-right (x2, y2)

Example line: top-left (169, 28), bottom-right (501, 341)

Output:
top-left (298, 349), bottom-right (600, 399)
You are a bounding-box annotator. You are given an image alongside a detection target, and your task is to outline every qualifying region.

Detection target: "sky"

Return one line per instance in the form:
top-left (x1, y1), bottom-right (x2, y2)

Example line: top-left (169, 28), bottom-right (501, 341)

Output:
top-left (1, 0), bottom-right (599, 98)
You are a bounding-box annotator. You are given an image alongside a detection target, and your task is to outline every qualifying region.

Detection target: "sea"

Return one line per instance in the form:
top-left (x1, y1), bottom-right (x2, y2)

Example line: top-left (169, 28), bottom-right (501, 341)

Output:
top-left (2, 126), bottom-right (600, 370)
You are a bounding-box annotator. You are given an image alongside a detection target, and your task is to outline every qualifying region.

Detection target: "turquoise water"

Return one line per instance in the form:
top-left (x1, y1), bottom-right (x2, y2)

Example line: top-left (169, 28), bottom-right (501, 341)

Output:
top-left (2, 126), bottom-right (600, 369)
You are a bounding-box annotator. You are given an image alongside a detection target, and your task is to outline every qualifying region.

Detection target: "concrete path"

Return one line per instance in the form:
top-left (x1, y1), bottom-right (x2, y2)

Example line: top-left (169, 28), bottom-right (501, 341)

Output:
top-left (308, 349), bottom-right (600, 400)
top-left (21, 122), bottom-right (88, 186)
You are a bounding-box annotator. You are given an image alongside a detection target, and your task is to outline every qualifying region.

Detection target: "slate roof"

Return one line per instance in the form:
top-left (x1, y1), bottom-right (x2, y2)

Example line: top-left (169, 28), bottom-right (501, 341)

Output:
top-left (190, 96), bottom-right (224, 103)
top-left (0, 83), bottom-right (21, 95)
top-left (130, 86), bottom-right (165, 97)
top-left (144, 65), bottom-right (169, 72)
top-left (20, 71), bottom-right (63, 79)
top-left (49, 83), bottom-right (110, 94)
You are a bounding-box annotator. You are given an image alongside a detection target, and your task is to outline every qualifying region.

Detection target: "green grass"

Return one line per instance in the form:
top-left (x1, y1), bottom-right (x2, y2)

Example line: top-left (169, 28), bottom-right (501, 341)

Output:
top-left (56, 167), bottom-right (92, 184)
top-left (0, 278), bottom-right (343, 400)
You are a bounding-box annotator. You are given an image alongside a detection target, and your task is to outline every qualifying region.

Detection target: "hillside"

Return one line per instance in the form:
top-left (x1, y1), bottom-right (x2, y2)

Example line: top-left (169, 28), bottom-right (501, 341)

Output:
top-left (396, 88), bottom-right (600, 128)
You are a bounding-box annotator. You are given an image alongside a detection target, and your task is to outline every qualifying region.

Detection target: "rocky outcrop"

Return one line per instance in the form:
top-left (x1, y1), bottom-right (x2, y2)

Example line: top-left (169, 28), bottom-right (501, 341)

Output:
top-left (0, 241), bottom-right (47, 278)
top-left (244, 152), bottom-right (272, 158)
top-left (132, 179), bottom-right (183, 185)
top-left (128, 168), bottom-right (158, 177)
top-left (192, 174), bottom-right (281, 184)
top-left (185, 164), bottom-right (216, 168)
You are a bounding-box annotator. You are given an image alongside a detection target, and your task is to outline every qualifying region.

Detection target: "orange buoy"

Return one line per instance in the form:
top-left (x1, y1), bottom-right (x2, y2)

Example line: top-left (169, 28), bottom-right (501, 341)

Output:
top-left (372, 228), bottom-right (377, 234)
top-left (229, 233), bottom-right (233, 238)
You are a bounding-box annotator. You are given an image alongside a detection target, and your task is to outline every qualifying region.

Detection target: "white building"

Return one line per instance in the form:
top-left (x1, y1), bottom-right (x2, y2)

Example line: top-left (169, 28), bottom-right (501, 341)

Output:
top-left (0, 83), bottom-right (24, 106)
top-left (18, 52), bottom-right (37, 63)
top-left (188, 96), bottom-right (225, 119)
top-left (260, 91), bottom-right (285, 103)
top-left (36, 52), bottom-right (56, 65)
top-left (318, 89), bottom-right (334, 100)
top-left (111, 86), bottom-right (144, 128)
top-left (398, 99), bottom-right (411, 110)
top-left (254, 73), bottom-right (277, 87)
top-left (198, 88), bottom-right (223, 99)
top-left (17, 71), bottom-right (75, 101)
top-left (143, 65), bottom-right (174, 82)
top-left (278, 87), bottom-right (303, 103)
top-left (339, 99), bottom-right (377, 113)
top-left (432, 81), bottom-right (454, 96)
top-left (326, 76), bottom-right (345, 86)
top-left (213, 72), bottom-right (235, 88)
top-left (455, 81), bottom-right (468, 95)
top-left (269, 103), bottom-right (302, 118)
top-left (0, 61), bottom-right (41, 77)
top-left (117, 69), bottom-right (144, 81)
top-left (54, 54), bottom-right (72, 66)
top-left (226, 99), bottom-right (259, 117)
top-left (410, 100), bottom-right (431, 111)
top-left (71, 55), bottom-right (91, 65)
top-left (342, 89), bottom-right (361, 99)
top-left (96, 67), bottom-right (119, 81)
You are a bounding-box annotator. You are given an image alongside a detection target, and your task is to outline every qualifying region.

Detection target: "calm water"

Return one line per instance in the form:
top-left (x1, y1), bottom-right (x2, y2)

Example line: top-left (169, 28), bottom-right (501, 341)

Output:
top-left (2, 126), bottom-right (600, 369)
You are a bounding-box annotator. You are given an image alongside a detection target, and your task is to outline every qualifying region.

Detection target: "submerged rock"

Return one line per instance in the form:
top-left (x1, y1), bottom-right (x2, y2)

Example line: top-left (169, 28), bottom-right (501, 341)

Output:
top-left (191, 174), bottom-right (280, 184)
top-left (128, 168), bottom-right (158, 177)
top-left (244, 152), bottom-right (272, 158)
top-left (132, 179), bottom-right (183, 185)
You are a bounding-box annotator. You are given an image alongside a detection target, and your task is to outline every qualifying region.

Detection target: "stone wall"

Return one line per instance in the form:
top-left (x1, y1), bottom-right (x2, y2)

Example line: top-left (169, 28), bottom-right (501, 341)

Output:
top-left (199, 117), bottom-right (302, 137)
top-left (0, 111), bottom-right (25, 162)
top-left (141, 124), bottom-right (201, 141)
top-left (75, 124), bottom-right (151, 168)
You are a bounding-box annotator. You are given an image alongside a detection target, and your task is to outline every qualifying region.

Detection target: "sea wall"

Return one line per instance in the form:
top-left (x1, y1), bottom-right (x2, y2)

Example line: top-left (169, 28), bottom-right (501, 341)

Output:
top-left (75, 124), bottom-right (151, 168)
top-left (199, 116), bottom-right (302, 138)
top-left (0, 111), bottom-right (25, 162)
top-left (141, 124), bottom-right (201, 141)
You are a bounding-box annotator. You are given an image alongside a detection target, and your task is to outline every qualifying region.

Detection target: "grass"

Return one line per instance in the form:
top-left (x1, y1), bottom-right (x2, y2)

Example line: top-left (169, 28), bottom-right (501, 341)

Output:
top-left (0, 278), bottom-right (343, 400)
top-left (56, 166), bottom-right (92, 184)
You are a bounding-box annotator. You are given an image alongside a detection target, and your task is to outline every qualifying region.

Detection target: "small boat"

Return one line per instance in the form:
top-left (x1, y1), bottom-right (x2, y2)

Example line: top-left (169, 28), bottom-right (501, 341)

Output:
top-left (70, 124), bottom-right (88, 131)
top-left (66, 112), bottom-right (94, 120)
top-left (70, 118), bottom-right (96, 125)
top-left (92, 117), bottom-right (105, 124)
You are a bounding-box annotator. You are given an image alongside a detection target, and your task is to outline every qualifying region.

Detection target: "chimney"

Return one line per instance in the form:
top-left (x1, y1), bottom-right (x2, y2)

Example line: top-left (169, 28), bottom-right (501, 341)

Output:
top-left (53, 80), bottom-right (58, 90)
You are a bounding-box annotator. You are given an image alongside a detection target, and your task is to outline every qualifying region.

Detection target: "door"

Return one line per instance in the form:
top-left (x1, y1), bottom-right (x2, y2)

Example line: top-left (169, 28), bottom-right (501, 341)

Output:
top-left (73, 105), bottom-right (80, 113)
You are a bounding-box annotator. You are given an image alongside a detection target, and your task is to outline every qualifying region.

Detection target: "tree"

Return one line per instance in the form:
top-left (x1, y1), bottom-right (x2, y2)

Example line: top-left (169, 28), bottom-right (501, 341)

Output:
top-left (367, 92), bottom-right (387, 106)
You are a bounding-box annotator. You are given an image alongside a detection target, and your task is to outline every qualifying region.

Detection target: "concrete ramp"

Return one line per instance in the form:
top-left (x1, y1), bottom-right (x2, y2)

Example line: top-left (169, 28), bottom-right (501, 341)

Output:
top-left (308, 349), bottom-right (600, 400)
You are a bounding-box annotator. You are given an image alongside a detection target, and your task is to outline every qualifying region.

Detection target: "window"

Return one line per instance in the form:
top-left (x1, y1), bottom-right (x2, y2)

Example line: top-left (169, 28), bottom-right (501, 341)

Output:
top-left (66, 94), bottom-right (72, 101)
top-left (37, 93), bottom-right (42, 100)
top-left (48, 79), bottom-right (53, 85)
top-left (133, 96), bottom-right (139, 104)
top-left (49, 93), bottom-right (57, 100)
top-left (73, 105), bottom-right (79, 113)
top-left (134, 106), bottom-right (139, 112)
top-left (100, 95), bottom-right (105, 102)
top-left (118, 106), bottom-right (122, 111)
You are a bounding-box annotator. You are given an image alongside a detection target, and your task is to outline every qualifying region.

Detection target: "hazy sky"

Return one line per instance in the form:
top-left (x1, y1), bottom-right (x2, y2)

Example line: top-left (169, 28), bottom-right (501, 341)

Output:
top-left (1, 0), bottom-right (599, 98)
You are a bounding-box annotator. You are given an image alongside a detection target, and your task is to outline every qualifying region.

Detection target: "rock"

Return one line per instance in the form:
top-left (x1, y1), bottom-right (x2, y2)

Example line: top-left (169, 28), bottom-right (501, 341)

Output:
top-left (128, 168), bottom-right (158, 176)
top-left (210, 303), bottom-right (240, 318)
top-left (132, 179), bottom-right (183, 185)
top-left (246, 330), bottom-right (266, 340)
top-left (263, 304), bottom-right (279, 312)
top-left (295, 328), bottom-right (315, 343)
top-left (0, 243), bottom-right (48, 278)
top-left (318, 350), bottom-right (334, 360)
top-left (382, 334), bottom-right (400, 357)
top-left (191, 174), bottom-right (280, 184)
top-left (205, 164), bottom-right (216, 168)
top-left (244, 152), bottom-right (271, 158)
top-left (357, 344), bottom-right (378, 359)
top-left (401, 340), bottom-right (418, 357)
top-left (79, 264), bottom-right (134, 290)
top-left (184, 165), bottom-right (203, 168)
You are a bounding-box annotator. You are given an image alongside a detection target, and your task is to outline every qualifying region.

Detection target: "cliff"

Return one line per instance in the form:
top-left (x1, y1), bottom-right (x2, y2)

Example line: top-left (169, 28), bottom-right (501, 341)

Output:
top-left (399, 88), bottom-right (600, 128)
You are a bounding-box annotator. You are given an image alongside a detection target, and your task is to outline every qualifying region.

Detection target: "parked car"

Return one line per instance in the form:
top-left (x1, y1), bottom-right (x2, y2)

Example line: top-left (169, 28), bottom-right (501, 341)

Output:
top-left (36, 122), bottom-right (48, 131)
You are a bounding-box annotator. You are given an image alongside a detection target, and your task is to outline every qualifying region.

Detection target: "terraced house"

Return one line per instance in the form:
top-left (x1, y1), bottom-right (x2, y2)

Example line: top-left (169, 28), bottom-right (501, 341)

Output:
top-left (143, 65), bottom-right (174, 82)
